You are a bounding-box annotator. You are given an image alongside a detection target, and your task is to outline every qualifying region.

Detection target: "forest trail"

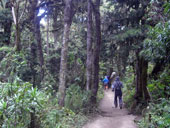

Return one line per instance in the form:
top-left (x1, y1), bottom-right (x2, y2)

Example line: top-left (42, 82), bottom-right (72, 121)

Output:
top-left (83, 89), bottom-right (138, 128)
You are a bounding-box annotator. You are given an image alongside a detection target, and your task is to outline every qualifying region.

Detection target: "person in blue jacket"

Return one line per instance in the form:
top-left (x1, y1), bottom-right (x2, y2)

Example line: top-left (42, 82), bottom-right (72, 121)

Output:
top-left (102, 76), bottom-right (109, 90)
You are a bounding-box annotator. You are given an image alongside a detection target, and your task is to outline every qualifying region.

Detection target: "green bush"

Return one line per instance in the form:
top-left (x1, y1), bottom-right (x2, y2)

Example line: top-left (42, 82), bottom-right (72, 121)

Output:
top-left (0, 79), bottom-right (47, 128)
top-left (40, 105), bottom-right (87, 128)
top-left (123, 67), bottom-right (135, 108)
top-left (138, 98), bottom-right (170, 128)
top-left (65, 84), bottom-right (91, 112)
top-left (0, 79), bottom-right (88, 128)
top-left (148, 67), bottom-right (170, 100)
top-left (0, 50), bottom-right (31, 82)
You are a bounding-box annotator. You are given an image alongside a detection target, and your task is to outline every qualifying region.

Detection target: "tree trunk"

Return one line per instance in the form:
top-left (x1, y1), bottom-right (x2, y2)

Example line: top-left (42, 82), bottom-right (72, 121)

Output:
top-left (15, 22), bottom-right (21, 51)
top-left (116, 54), bottom-right (122, 77)
top-left (4, 20), bottom-right (12, 45)
top-left (86, 0), bottom-right (93, 91)
top-left (30, 42), bottom-right (37, 88)
top-left (91, 0), bottom-right (101, 104)
top-left (142, 58), bottom-right (150, 101)
top-left (34, 17), bottom-right (44, 81)
top-left (28, 0), bottom-right (44, 82)
top-left (135, 51), bottom-right (150, 104)
top-left (151, 59), bottom-right (164, 79)
top-left (14, 3), bottom-right (21, 51)
top-left (29, 112), bottom-right (35, 128)
top-left (52, 7), bottom-right (58, 48)
top-left (33, 4), bottom-right (44, 81)
top-left (46, 15), bottom-right (50, 56)
top-left (135, 51), bottom-right (143, 103)
top-left (58, 0), bottom-right (73, 107)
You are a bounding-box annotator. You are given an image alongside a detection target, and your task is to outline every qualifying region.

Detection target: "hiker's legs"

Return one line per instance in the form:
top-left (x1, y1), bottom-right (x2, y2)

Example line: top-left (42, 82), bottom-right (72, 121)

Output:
top-left (114, 94), bottom-right (118, 108)
top-left (119, 95), bottom-right (123, 109)
top-left (104, 84), bottom-right (108, 90)
top-left (106, 84), bottom-right (108, 90)
top-left (118, 91), bottom-right (123, 109)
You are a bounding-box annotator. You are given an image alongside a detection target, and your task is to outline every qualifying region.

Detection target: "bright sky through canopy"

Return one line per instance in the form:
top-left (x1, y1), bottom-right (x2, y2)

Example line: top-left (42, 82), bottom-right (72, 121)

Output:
top-left (38, 9), bottom-right (46, 25)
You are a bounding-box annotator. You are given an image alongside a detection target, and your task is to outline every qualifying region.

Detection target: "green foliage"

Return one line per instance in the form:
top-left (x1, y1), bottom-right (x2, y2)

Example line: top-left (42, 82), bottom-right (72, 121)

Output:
top-left (164, 2), bottom-right (170, 14)
top-left (123, 66), bottom-right (135, 108)
top-left (97, 84), bottom-right (104, 102)
top-left (0, 79), bottom-right (46, 127)
top-left (138, 66), bottom-right (170, 127)
top-left (0, 51), bottom-right (30, 82)
top-left (0, 8), bottom-right (12, 22)
top-left (147, 67), bottom-right (170, 100)
top-left (0, 46), bottom-right (12, 53)
top-left (141, 1), bottom-right (170, 64)
top-left (113, 28), bottom-right (143, 42)
top-left (40, 103), bottom-right (87, 128)
top-left (0, 79), bottom-right (88, 128)
top-left (138, 98), bottom-right (170, 128)
top-left (65, 84), bottom-right (91, 112)
top-left (0, 8), bottom-right (12, 45)
top-left (141, 21), bottom-right (170, 62)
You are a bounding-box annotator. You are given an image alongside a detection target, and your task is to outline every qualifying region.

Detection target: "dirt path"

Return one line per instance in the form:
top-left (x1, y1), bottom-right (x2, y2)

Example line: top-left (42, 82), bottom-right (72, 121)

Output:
top-left (83, 89), bottom-right (138, 128)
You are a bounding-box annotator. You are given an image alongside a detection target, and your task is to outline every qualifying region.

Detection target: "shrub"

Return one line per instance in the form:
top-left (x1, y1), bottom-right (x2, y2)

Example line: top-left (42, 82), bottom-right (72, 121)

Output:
top-left (0, 79), bottom-right (47, 127)
top-left (65, 84), bottom-right (91, 112)
top-left (138, 98), bottom-right (170, 128)
top-left (123, 67), bottom-right (135, 109)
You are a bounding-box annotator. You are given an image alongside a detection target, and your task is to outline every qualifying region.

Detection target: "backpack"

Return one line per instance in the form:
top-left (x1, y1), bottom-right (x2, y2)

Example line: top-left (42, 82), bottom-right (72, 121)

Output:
top-left (115, 82), bottom-right (122, 90)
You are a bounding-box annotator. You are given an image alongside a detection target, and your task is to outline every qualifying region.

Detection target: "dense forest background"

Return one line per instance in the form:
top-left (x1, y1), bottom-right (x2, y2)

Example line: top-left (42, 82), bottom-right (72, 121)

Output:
top-left (0, 0), bottom-right (169, 128)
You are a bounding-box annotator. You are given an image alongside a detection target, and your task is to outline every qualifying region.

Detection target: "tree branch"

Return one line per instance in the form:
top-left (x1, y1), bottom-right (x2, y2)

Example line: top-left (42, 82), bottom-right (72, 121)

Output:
top-left (0, 0), bottom-right (4, 8)
top-left (12, 6), bottom-right (17, 24)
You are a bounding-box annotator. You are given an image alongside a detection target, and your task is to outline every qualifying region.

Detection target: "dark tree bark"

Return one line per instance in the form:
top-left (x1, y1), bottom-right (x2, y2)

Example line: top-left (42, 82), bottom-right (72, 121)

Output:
top-left (12, 3), bottom-right (21, 51)
top-left (135, 51), bottom-right (143, 102)
top-left (28, 1), bottom-right (45, 127)
top-left (30, 42), bottom-right (37, 88)
top-left (4, 20), bottom-right (12, 45)
top-left (46, 15), bottom-right (50, 56)
top-left (116, 53), bottom-right (122, 77)
top-left (91, 0), bottom-right (101, 104)
top-left (135, 51), bottom-right (150, 104)
top-left (142, 59), bottom-right (150, 101)
top-left (86, 0), bottom-right (93, 91)
top-left (2, 3), bottom-right (12, 45)
top-left (29, 111), bottom-right (35, 128)
top-left (52, 6), bottom-right (58, 46)
top-left (151, 59), bottom-right (165, 79)
top-left (15, 21), bottom-right (21, 51)
top-left (58, 0), bottom-right (73, 107)
top-left (29, 0), bottom-right (44, 81)
top-left (34, 17), bottom-right (44, 81)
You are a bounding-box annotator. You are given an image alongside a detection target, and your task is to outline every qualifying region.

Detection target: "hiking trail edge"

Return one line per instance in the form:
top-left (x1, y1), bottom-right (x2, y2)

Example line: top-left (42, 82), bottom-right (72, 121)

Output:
top-left (83, 89), bottom-right (138, 128)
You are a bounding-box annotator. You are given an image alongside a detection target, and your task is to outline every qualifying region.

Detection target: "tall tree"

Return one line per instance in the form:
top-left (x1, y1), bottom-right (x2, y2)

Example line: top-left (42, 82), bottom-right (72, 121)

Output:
top-left (46, 15), bottom-right (50, 56)
top-left (91, 0), bottom-right (101, 103)
top-left (29, 0), bottom-right (46, 81)
top-left (86, 0), bottom-right (93, 91)
top-left (58, 0), bottom-right (74, 107)
top-left (11, 0), bottom-right (28, 51)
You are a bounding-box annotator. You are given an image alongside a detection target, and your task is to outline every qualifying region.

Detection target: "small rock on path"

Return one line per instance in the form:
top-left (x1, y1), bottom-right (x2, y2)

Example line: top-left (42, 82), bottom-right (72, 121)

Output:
top-left (83, 89), bottom-right (138, 128)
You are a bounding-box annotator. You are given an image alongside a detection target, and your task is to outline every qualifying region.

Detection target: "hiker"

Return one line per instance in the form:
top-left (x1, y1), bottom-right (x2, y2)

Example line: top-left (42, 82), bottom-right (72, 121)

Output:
top-left (102, 76), bottom-right (109, 90)
top-left (112, 76), bottom-right (123, 109)
top-left (110, 72), bottom-right (116, 83)
top-left (107, 75), bottom-right (111, 88)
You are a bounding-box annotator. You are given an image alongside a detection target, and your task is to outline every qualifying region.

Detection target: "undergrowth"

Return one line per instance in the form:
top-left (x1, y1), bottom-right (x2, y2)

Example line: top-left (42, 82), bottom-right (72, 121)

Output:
top-left (0, 79), bottom-right (88, 128)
